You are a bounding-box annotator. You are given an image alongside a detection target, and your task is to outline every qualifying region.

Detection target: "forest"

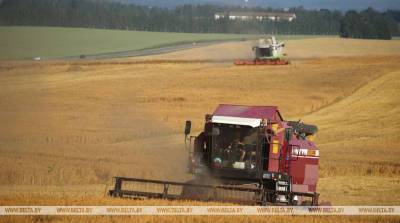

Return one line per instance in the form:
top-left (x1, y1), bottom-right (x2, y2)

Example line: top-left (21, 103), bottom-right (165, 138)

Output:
top-left (0, 0), bottom-right (399, 38)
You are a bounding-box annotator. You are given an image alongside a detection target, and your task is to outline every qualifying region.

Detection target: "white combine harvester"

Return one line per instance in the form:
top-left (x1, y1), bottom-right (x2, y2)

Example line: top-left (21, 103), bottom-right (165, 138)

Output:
top-left (235, 36), bottom-right (289, 65)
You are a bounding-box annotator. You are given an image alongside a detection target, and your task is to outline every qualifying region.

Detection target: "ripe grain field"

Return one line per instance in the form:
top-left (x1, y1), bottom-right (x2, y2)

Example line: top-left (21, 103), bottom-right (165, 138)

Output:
top-left (0, 37), bottom-right (400, 223)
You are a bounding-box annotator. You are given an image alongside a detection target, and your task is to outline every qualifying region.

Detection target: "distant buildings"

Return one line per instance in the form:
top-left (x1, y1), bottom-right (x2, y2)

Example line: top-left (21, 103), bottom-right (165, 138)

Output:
top-left (214, 11), bottom-right (297, 22)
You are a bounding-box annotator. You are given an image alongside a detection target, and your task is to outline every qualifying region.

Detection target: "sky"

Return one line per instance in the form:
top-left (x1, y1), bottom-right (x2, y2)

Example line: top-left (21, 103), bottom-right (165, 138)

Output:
top-left (124, 0), bottom-right (400, 11)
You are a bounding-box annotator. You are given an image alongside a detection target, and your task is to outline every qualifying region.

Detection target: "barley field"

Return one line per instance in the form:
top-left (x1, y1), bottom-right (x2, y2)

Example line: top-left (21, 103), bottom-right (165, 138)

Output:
top-left (0, 37), bottom-right (400, 222)
top-left (140, 37), bottom-right (400, 61)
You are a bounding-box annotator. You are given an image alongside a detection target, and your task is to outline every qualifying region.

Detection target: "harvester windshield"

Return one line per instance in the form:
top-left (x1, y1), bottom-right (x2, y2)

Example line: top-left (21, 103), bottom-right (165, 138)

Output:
top-left (257, 47), bottom-right (272, 58)
top-left (211, 123), bottom-right (258, 170)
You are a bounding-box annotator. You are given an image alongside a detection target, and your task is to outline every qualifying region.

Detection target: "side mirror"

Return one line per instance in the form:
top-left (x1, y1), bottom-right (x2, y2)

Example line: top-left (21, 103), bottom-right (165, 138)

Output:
top-left (184, 120), bottom-right (191, 136)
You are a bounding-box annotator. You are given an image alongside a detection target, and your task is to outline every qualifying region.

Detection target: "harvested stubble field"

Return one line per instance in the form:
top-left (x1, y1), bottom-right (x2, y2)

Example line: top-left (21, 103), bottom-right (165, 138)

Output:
top-left (0, 37), bottom-right (400, 222)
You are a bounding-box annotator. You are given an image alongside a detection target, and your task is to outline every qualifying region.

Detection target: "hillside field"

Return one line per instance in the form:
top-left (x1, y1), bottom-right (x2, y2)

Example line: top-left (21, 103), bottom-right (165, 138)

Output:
top-left (0, 36), bottom-right (399, 222)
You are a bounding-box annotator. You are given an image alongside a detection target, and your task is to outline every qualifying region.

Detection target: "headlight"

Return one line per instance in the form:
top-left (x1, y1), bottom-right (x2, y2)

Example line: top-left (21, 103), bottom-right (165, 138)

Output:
top-left (263, 173), bottom-right (271, 179)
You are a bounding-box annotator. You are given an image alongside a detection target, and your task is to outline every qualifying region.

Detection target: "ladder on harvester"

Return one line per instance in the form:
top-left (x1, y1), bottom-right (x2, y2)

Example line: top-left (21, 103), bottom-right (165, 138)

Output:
top-left (275, 143), bottom-right (294, 204)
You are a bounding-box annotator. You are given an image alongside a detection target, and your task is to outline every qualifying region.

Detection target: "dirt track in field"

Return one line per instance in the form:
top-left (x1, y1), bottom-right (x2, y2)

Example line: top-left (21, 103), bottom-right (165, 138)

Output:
top-left (63, 40), bottom-right (236, 60)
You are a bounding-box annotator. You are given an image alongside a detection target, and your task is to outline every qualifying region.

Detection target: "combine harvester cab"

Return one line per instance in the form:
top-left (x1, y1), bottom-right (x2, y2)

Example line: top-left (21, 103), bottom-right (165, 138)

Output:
top-left (234, 36), bottom-right (289, 66)
top-left (110, 104), bottom-right (320, 206)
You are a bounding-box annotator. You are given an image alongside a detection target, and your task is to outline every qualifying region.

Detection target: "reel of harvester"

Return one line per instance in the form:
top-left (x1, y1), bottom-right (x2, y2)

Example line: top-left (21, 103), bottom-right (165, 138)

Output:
top-left (234, 59), bottom-right (289, 66)
top-left (109, 177), bottom-right (262, 205)
top-left (109, 177), bottom-right (318, 205)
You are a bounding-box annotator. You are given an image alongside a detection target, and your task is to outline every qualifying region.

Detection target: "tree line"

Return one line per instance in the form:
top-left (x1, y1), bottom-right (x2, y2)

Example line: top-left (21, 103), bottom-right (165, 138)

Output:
top-left (340, 8), bottom-right (397, 40)
top-left (0, 0), bottom-right (399, 38)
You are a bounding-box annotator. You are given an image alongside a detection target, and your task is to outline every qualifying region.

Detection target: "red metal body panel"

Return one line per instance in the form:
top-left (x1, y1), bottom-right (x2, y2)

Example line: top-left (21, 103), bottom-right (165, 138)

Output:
top-left (213, 104), bottom-right (283, 122)
top-left (288, 137), bottom-right (319, 193)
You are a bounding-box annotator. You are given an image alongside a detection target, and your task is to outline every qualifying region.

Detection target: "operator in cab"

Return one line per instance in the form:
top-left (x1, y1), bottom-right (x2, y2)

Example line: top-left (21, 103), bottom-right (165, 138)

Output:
top-left (225, 132), bottom-right (246, 162)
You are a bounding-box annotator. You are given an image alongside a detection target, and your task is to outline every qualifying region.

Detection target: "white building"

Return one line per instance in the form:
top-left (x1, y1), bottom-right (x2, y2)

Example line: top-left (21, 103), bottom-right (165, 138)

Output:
top-left (214, 11), bottom-right (297, 22)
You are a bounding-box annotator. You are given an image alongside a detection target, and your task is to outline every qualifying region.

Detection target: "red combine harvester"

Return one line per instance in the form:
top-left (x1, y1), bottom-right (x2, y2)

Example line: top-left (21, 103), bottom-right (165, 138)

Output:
top-left (234, 36), bottom-right (290, 66)
top-left (110, 104), bottom-right (320, 205)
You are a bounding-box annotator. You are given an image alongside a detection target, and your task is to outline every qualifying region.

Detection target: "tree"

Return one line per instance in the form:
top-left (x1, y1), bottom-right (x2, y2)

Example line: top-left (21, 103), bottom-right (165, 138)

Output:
top-left (340, 8), bottom-right (392, 40)
top-left (2, 0), bottom-right (397, 37)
